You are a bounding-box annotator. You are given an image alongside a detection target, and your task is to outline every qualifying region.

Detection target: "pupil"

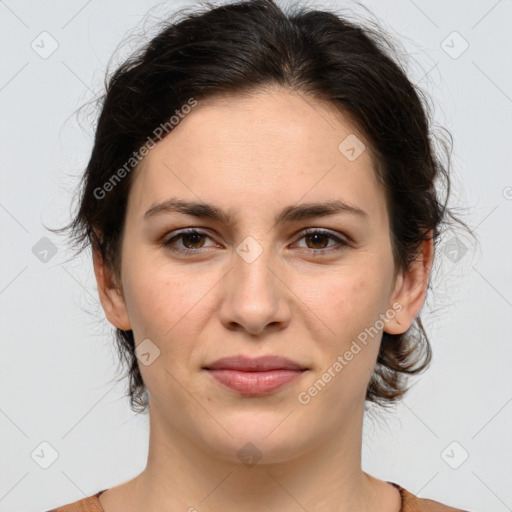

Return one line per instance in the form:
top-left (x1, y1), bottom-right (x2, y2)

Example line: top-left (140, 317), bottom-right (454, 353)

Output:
top-left (309, 234), bottom-right (326, 248)
top-left (185, 234), bottom-right (203, 248)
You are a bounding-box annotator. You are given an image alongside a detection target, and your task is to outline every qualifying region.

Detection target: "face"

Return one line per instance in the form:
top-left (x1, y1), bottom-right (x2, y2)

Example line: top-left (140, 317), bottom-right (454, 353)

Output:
top-left (95, 86), bottom-right (430, 464)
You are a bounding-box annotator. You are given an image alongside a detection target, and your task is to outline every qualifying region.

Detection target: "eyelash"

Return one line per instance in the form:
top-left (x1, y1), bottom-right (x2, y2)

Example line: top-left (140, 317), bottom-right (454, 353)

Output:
top-left (162, 228), bottom-right (350, 256)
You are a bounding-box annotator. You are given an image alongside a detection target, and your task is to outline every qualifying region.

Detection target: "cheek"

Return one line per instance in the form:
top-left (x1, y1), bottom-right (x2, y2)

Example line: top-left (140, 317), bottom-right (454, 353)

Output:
top-left (311, 266), bottom-right (392, 386)
top-left (122, 260), bottom-right (217, 345)
top-left (122, 267), bottom-right (210, 394)
top-left (321, 272), bottom-right (387, 335)
top-left (309, 276), bottom-right (386, 405)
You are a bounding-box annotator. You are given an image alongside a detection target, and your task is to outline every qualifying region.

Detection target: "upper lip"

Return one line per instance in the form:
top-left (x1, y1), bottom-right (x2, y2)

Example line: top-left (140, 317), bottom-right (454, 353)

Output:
top-left (204, 355), bottom-right (307, 371)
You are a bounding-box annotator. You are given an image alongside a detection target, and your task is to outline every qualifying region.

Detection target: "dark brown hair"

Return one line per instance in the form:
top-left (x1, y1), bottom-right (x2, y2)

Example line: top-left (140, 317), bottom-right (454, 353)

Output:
top-left (58, 0), bottom-right (473, 414)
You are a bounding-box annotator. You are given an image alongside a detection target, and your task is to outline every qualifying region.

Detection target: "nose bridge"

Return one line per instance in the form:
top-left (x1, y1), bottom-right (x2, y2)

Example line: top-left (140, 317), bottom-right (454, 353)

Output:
top-left (220, 234), bottom-right (289, 334)
top-left (232, 234), bottom-right (278, 302)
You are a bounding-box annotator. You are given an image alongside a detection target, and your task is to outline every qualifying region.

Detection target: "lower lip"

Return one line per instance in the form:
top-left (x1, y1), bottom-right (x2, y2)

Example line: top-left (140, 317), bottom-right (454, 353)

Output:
top-left (206, 369), bottom-right (304, 395)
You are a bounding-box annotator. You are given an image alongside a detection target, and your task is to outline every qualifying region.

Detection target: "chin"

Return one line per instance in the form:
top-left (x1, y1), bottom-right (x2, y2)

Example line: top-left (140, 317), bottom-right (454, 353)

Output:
top-left (194, 410), bottom-right (315, 466)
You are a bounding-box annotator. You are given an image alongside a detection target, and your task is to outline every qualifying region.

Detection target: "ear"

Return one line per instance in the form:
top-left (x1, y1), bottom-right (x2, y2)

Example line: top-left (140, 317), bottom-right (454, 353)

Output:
top-left (384, 231), bottom-right (434, 335)
top-left (93, 248), bottom-right (132, 331)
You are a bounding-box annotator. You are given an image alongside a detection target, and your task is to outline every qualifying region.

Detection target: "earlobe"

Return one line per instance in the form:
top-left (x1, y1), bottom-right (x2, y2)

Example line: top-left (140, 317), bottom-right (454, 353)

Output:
top-left (93, 249), bottom-right (132, 331)
top-left (384, 232), bottom-right (434, 335)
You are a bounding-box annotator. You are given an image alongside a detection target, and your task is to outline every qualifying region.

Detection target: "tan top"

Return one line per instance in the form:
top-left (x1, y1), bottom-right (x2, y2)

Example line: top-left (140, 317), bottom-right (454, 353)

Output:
top-left (45, 482), bottom-right (472, 511)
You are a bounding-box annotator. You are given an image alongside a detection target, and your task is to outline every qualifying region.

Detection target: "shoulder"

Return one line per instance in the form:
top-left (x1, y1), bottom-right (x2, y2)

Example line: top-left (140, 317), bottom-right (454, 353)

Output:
top-left (391, 482), bottom-right (473, 512)
top-left (44, 490), bottom-right (105, 512)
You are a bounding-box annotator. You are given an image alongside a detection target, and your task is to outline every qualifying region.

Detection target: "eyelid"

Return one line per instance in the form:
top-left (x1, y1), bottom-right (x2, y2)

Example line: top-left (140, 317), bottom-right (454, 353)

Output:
top-left (300, 227), bottom-right (351, 245)
top-left (162, 227), bottom-right (351, 254)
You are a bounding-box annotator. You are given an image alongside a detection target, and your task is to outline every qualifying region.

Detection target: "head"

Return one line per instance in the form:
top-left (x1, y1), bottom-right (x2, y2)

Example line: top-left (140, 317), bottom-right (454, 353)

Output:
top-left (63, 0), bottom-right (469, 460)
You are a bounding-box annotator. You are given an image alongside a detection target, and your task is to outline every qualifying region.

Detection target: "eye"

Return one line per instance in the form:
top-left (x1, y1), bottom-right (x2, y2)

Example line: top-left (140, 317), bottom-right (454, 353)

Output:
top-left (163, 229), bottom-right (216, 254)
top-left (293, 228), bottom-right (349, 254)
top-left (162, 228), bottom-right (350, 255)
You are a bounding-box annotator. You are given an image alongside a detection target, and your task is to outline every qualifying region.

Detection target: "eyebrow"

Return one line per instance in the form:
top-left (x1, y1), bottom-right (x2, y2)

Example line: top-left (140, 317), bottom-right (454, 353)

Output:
top-left (143, 198), bottom-right (368, 225)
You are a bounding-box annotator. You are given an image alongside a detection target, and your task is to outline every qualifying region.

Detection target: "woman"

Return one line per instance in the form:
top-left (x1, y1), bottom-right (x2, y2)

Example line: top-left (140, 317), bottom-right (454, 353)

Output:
top-left (49, 0), bottom-right (474, 510)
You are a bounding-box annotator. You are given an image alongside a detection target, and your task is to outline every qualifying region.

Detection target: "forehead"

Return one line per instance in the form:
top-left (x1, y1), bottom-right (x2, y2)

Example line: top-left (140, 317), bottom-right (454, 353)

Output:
top-left (149, 87), bottom-right (370, 166)
top-left (127, 86), bottom-right (386, 224)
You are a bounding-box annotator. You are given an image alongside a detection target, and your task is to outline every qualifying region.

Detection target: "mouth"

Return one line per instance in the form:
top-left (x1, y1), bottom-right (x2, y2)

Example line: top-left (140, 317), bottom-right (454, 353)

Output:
top-left (203, 355), bottom-right (308, 396)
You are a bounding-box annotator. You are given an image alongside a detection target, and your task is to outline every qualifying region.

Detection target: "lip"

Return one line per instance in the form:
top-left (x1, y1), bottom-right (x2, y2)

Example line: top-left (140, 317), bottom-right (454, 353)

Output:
top-left (203, 355), bottom-right (308, 396)
top-left (204, 355), bottom-right (307, 372)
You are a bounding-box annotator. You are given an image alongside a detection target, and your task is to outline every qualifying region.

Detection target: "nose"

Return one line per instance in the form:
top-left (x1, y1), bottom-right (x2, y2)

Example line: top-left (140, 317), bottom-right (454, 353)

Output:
top-left (218, 241), bottom-right (291, 337)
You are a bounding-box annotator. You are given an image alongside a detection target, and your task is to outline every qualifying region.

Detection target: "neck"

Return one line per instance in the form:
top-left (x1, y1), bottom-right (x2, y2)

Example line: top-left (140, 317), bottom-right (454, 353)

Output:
top-left (124, 400), bottom-right (395, 512)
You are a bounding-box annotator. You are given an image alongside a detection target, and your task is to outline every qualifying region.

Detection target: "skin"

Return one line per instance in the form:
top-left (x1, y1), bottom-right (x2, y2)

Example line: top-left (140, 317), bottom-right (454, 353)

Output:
top-left (94, 85), bottom-right (433, 512)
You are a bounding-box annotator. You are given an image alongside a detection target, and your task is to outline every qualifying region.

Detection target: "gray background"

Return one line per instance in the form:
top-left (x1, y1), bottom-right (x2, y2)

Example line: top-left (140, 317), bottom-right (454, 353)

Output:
top-left (1, 0), bottom-right (511, 511)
